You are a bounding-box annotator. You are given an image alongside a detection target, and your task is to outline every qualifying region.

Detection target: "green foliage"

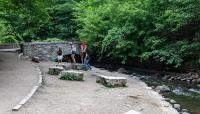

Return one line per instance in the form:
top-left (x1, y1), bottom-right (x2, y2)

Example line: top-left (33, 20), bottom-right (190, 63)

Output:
top-left (74, 0), bottom-right (200, 68)
top-left (60, 74), bottom-right (83, 81)
top-left (32, 38), bottom-right (65, 42)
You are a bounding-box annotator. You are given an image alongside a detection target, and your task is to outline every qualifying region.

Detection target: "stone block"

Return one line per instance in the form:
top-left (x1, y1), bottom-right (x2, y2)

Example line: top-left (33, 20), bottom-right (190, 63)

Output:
top-left (59, 70), bottom-right (84, 81)
top-left (96, 75), bottom-right (127, 87)
top-left (71, 64), bottom-right (84, 70)
top-left (56, 64), bottom-right (71, 70)
top-left (48, 66), bottom-right (64, 75)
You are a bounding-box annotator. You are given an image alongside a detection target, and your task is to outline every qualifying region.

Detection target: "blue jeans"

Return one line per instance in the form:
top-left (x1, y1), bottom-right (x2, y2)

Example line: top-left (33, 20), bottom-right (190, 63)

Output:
top-left (84, 58), bottom-right (91, 71)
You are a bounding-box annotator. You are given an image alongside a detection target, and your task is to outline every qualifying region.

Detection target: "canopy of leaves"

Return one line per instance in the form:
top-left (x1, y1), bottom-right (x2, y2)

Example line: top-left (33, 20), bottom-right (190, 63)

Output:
top-left (74, 0), bottom-right (200, 68)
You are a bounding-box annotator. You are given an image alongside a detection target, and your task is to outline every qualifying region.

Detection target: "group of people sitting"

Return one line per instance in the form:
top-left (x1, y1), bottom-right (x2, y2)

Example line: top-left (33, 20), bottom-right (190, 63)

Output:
top-left (56, 42), bottom-right (91, 71)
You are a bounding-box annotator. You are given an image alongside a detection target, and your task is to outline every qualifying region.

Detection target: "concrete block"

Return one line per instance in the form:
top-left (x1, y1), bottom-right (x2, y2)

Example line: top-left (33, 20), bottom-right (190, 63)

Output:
top-left (48, 66), bottom-right (64, 75)
top-left (59, 70), bottom-right (84, 81)
top-left (56, 64), bottom-right (71, 70)
top-left (71, 63), bottom-right (84, 70)
top-left (96, 75), bottom-right (127, 87)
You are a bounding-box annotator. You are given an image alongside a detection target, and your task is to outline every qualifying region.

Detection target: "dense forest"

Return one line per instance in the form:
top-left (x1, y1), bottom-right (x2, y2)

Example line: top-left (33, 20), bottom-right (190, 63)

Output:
top-left (0, 0), bottom-right (200, 70)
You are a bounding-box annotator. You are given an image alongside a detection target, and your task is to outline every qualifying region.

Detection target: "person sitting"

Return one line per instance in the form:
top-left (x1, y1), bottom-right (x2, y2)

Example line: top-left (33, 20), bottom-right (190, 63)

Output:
top-left (57, 47), bottom-right (63, 64)
top-left (80, 42), bottom-right (87, 64)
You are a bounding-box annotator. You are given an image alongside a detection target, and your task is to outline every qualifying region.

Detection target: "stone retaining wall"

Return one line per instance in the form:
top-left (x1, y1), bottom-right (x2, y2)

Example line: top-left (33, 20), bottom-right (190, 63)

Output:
top-left (0, 43), bottom-right (20, 49)
top-left (23, 42), bottom-right (80, 61)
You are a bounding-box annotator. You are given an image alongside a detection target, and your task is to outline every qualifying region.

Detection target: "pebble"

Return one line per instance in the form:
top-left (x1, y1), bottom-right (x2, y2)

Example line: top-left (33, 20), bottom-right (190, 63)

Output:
top-left (173, 104), bottom-right (181, 111)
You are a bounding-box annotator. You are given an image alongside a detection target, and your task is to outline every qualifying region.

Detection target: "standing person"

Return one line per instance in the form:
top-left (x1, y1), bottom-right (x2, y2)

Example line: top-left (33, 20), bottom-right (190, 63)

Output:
top-left (57, 47), bottom-right (63, 64)
top-left (84, 52), bottom-right (92, 71)
top-left (80, 42), bottom-right (87, 64)
top-left (70, 42), bottom-right (76, 63)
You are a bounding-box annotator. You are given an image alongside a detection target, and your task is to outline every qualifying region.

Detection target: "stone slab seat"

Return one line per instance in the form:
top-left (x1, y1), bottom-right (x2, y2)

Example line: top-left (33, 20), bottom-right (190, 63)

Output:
top-left (59, 70), bottom-right (84, 81)
top-left (48, 66), bottom-right (64, 75)
top-left (71, 63), bottom-right (84, 70)
top-left (56, 63), bottom-right (71, 70)
top-left (96, 75), bottom-right (127, 87)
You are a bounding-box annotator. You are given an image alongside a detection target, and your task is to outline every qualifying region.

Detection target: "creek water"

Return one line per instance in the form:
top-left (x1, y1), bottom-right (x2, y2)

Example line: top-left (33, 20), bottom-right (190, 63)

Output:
top-left (95, 64), bottom-right (200, 114)
top-left (127, 69), bottom-right (200, 114)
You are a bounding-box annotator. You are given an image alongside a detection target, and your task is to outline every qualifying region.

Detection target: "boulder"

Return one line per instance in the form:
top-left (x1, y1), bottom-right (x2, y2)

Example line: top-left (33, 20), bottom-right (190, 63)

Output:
top-left (197, 78), bottom-right (200, 84)
top-left (48, 66), bottom-right (64, 75)
top-left (32, 56), bottom-right (39, 63)
top-left (155, 85), bottom-right (171, 93)
top-left (117, 67), bottom-right (128, 73)
top-left (170, 99), bottom-right (176, 104)
top-left (59, 70), bottom-right (84, 81)
top-left (173, 104), bottom-right (181, 111)
top-left (96, 75), bottom-right (127, 87)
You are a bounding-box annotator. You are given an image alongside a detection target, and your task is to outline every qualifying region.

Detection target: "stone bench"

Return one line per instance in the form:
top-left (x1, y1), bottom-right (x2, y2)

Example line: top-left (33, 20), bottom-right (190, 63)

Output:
top-left (71, 63), bottom-right (84, 70)
top-left (96, 75), bottom-right (127, 87)
top-left (48, 66), bottom-right (64, 75)
top-left (59, 70), bottom-right (84, 81)
top-left (56, 63), bottom-right (71, 70)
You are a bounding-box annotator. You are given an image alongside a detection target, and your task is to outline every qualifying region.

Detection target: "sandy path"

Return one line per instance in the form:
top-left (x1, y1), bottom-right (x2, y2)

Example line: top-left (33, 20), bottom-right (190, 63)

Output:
top-left (6, 61), bottom-right (178, 114)
top-left (0, 52), bottom-right (38, 114)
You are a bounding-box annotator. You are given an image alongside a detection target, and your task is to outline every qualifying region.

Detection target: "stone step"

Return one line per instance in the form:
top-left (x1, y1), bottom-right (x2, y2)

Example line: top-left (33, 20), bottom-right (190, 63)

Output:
top-left (59, 70), bottom-right (84, 81)
top-left (96, 75), bottom-right (127, 87)
top-left (48, 66), bottom-right (64, 75)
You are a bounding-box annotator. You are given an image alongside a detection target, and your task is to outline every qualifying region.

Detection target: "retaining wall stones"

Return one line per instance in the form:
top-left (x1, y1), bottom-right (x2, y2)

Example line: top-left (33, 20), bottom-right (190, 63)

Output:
top-left (23, 42), bottom-right (80, 61)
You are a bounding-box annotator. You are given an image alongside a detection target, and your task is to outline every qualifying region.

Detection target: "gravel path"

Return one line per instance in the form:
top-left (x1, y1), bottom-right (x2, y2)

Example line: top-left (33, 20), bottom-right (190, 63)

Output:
top-left (7, 62), bottom-right (178, 114)
top-left (0, 52), bottom-right (38, 114)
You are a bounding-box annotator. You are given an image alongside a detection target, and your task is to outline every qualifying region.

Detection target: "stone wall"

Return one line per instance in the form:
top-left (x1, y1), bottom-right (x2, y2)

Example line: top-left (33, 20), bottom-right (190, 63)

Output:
top-left (23, 42), bottom-right (80, 61)
top-left (0, 43), bottom-right (20, 49)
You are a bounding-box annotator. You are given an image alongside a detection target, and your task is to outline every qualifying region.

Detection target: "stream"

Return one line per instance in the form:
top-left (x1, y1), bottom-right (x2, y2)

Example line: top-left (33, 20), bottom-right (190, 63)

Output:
top-left (128, 68), bottom-right (200, 114)
top-left (95, 64), bottom-right (200, 114)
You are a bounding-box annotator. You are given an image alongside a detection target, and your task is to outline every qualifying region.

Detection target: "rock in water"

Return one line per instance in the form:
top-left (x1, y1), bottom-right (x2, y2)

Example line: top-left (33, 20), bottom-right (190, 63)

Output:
top-left (173, 104), bottom-right (181, 111)
top-left (96, 75), bottom-right (127, 87)
top-left (117, 67), bottom-right (127, 73)
top-left (48, 66), bottom-right (64, 75)
top-left (155, 85), bottom-right (171, 93)
top-left (59, 70), bottom-right (84, 81)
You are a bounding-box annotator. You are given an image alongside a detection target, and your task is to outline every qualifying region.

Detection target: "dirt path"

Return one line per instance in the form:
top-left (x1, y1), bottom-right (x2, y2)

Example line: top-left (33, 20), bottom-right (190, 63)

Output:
top-left (7, 61), bottom-right (178, 114)
top-left (0, 52), bottom-right (38, 114)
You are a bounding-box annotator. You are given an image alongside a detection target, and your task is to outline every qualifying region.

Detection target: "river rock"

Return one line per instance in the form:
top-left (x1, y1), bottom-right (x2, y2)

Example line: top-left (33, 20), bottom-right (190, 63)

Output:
top-left (162, 75), bottom-right (170, 80)
top-left (197, 78), bottom-right (200, 84)
top-left (170, 99), bottom-right (176, 104)
top-left (48, 66), bottom-right (64, 75)
top-left (173, 104), bottom-right (181, 111)
top-left (59, 70), bottom-right (84, 81)
top-left (155, 85), bottom-right (171, 93)
top-left (182, 109), bottom-right (188, 112)
top-left (96, 75), bottom-right (127, 87)
top-left (117, 67), bottom-right (128, 73)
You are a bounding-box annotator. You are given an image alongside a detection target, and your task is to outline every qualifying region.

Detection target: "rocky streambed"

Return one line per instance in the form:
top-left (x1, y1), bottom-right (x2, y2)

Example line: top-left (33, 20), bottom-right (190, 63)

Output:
top-left (128, 69), bottom-right (200, 114)
top-left (95, 64), bottom-right (200, 114)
